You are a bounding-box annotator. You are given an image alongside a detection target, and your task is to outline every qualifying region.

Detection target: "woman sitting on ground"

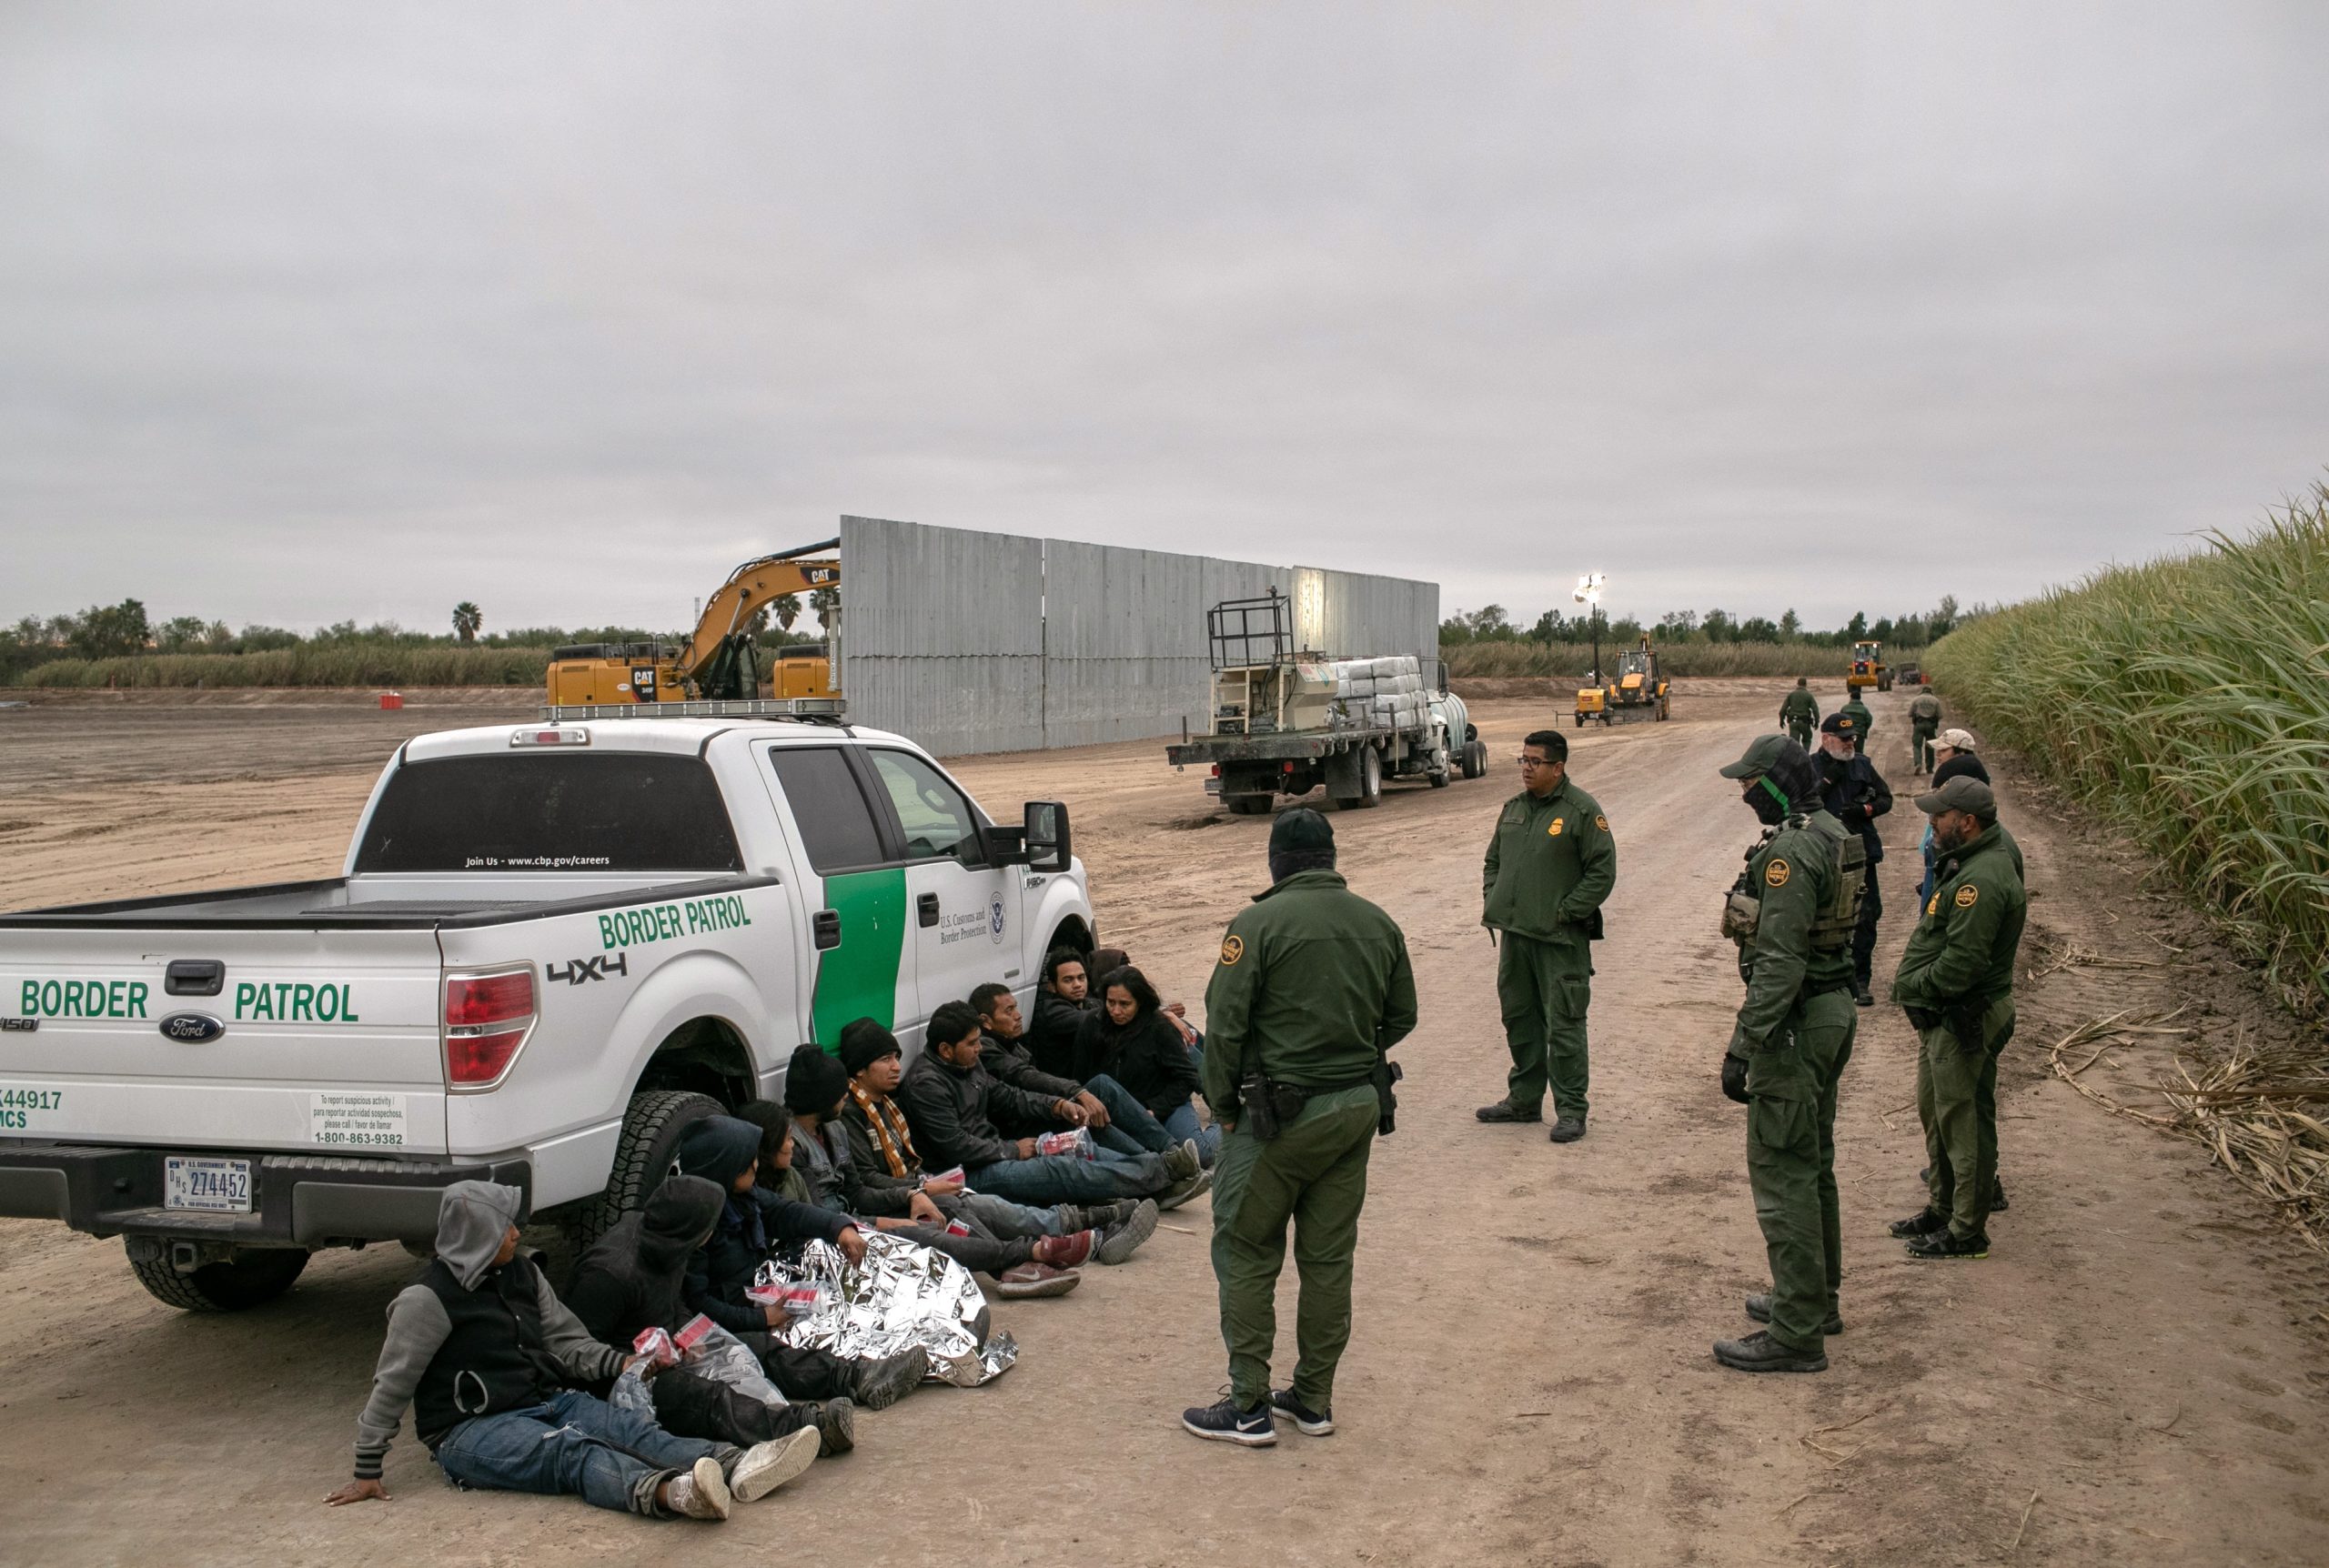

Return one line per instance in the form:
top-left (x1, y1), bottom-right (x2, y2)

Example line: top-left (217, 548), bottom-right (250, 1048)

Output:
top-left (1074, 965), bottom-right (1220, 1166)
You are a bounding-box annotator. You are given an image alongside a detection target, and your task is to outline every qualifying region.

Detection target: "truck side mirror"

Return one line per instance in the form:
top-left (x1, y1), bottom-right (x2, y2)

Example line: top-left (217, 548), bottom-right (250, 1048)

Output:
top-left (1023, 800), bottom-right (1072, 873)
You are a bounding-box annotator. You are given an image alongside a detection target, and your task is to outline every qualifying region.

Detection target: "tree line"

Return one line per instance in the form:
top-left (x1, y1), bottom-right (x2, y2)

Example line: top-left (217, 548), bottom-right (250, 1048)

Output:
top-left (1439, 597), bottom-right (1972, 649)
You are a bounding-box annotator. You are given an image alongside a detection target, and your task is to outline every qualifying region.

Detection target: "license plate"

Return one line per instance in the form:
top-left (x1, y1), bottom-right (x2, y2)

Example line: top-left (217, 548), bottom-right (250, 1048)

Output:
top-left (165, 1156), bottom-right (253, 1213)
top-left (1203, 779), bottom-right (1223, 795)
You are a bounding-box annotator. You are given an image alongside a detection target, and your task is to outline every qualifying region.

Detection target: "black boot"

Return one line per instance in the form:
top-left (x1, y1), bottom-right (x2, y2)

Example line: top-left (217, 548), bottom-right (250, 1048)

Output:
top-left (1712, 1330), bottom-right (1827, 1373)
top-left (1889, 1207), bottom-right (1949, 1238)
top-left (1475, 1100), bottom-right (1542, 1123)
top-left (1904, 1229), bottom-right (1989, 1260)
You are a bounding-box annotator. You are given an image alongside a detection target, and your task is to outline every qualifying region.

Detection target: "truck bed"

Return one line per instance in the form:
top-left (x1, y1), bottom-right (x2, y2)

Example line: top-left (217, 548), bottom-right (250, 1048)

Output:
top-left (1, 875), bottom-right (776, 930)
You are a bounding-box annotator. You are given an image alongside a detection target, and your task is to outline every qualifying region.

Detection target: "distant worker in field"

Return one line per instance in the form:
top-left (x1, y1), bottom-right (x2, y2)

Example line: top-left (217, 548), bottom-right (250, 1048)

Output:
top-left (1889, 776), bottom-right (2027, 1261)
top-left (1907, 689), bottom-right (1944, 775)
top-left (1183, 809), bottom-right (1416, 1447)
top-left (1476, 729), bottom-right (1618, 1142)
top-left (1839, 689), bottom-right (1875, 754)
top-left (1710, 735), bottom-right (1863, 1373)
top-left (1779, 678), bottom-right (1820, 749)
top-left (1813, 714), bottom-right (1890, 1006)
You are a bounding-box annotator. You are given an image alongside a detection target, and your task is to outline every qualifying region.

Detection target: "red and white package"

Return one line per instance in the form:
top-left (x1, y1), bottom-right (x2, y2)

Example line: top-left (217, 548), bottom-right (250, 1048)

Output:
top-left (1035, 1128), bottom-right (1094, 1159)
top-left (630, 1326), bottom-right (678, 1368)
top-left (923, 1166), bottom-right (967, 1189)
top-left (745, 1281), bottom-right (833, 1316)
top-left (672, 1314), bottom-right (719, 1356)
top-left (943, 1219), bottom-right (972, 1237)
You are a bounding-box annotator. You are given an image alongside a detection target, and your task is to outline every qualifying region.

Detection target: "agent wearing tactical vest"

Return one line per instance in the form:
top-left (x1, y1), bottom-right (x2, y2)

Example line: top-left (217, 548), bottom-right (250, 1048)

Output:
top-left (1889, 776), bottom-right (2028, 1260)
top-left (1182, 809), bottom-right (1417, 1448)
top-left (1907, 690), bottom-right (1944, 775)
top-left (1778, 678), bottom-right (1820, 749)
top-left (1476, 729), bottom-right (1618, 1142)
top-left (1710, 736), bottom-right (1864, 1373)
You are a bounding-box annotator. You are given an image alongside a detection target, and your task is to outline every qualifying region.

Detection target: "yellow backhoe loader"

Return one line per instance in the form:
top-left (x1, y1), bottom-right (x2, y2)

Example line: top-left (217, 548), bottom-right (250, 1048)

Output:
top-left (1575, 636), bottom-right (1671, 726)
top-left (545, 538), bottom-right (841, 705)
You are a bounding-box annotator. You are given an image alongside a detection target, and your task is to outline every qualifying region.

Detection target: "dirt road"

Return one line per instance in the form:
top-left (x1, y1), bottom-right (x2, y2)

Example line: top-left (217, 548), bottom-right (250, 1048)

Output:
top-left (2, 684), bottom-right (2324, 1566)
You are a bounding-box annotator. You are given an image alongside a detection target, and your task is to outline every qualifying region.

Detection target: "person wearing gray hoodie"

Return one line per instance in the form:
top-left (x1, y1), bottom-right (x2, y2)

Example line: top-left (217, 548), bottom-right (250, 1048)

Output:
top-left (326, 1181), bottom-right (819, 1521)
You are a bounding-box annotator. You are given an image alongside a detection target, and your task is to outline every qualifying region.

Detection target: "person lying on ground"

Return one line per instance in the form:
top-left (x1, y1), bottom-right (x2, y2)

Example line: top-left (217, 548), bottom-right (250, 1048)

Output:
top-left (564, 1174), bottom-right (857, 1457)
top-left (674, 1114), bottom-right (927, 1411)
top-left (972, 981), bottom-right (1182, 1159)
top-left (829, 1021), bottom-right (1157, 1266)
top-left (1076, 965), bottom-right (1222, 1167)
top-left (901, 1000), bottom-right (1211, 1211)
top-left (1028, 948), bottom-right (1096, 1079)
top-left (740, 1049), bottom-right (1091, 1295)
top-left (327, 1179), bottom-right (819, 1522)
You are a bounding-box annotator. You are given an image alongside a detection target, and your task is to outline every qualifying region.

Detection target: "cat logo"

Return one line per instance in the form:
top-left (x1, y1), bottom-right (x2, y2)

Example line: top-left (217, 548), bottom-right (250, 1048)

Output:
top-left (1548, 818), bottom-right (1565, 838)
top-left (1219, 935), bottom-right (1245, 967)
top-left (1954, 885), bottom-right (1980, 909)
top-left (1765, 859), bottom-right (1790, 888)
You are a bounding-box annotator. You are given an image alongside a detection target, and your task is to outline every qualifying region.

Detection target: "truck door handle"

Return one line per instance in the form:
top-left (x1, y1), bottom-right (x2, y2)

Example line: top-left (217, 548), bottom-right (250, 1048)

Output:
top-left (917, 893), bottom-right (941, 928)
top-left (812, 910), bottom-right (842, 950)
top-left (165, 960), bottom-right (226, 997)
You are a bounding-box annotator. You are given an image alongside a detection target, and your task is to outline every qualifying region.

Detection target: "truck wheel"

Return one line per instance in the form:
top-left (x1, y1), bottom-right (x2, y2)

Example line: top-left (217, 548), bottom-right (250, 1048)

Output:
top-left (1224, 794), bottom-right (1272, 815)
top-left (129, 1245), bottom-right (309, 1312)
top-left (1465, 739), bottom-right (1487, 779)
top-left (580, 1089), bottom-right (726, 1246)
top-left (1572, 714), bottom-right (1584, 729)
top-left (1428, 767), bottom-right (1450, 788)
top-left (1355, 745), bottom-right (1383, 807)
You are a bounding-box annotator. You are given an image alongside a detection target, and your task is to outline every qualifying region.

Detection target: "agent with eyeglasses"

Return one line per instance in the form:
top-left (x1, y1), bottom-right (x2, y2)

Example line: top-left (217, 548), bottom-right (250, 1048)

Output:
top-left (1476, 729), bottom-right (1618, 1142)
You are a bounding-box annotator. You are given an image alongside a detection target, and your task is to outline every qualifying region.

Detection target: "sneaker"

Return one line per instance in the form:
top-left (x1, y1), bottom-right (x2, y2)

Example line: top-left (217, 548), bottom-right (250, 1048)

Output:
top-left (1164, 1140), bottom-right (1204, 1181)
top-left (1033, 1229), bottom-right (1096, 1269)
top-left (1712, 1330), bottom-right (1828, 1373)
top-left (991, 1261), bottom-right (1083, 1298)
top-left (1095, 1199), bottom-right (1159, 1264)
top-left (1548, 1117), bottom-right (1587, 1143)
top-left (1889, 1207), bottom-right (1950, 1239)
top-left (1904, 1229), bottom-right (1989, 1261)
top-left (1269, 1387), bottom-right (1335, 1435)
top-left (664, 1454), bottom-right (732, 1520)
top-left (1181, 1394), bottom-right (1276, 1447)
top-left (848, 1347), bottom-right (928, 1411)
top-left (1745, 1292), bottom-right (1844, 1336)
top-left (1156, 1167), bottom-right (1214, 1212)
top-left (810, 1398), bottom-right (855, 1458)
top-left (1855, 989), bottom-right (1876, 1008)
top-left (729, 1426), bottom-right (822, 1503)
top-left (1475, 1100), bottom-right (1542, 1123)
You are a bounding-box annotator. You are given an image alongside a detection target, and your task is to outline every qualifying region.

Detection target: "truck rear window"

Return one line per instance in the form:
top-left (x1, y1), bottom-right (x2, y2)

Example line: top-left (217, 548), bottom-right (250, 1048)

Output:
top-left (353, 754), bottom-right (743, 873)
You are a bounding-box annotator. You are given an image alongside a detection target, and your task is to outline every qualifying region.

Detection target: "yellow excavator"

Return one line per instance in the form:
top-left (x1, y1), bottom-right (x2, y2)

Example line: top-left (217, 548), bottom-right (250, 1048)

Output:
top-left (1574, 635), bottom-right (1671, 727)
top-left (545, 538), bottom-right (842, 705)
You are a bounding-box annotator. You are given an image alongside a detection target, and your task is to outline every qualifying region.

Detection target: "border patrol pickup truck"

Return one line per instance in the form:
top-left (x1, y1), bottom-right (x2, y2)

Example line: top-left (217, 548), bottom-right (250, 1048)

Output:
top-left (0, 708), bottom-right (1091, 1311)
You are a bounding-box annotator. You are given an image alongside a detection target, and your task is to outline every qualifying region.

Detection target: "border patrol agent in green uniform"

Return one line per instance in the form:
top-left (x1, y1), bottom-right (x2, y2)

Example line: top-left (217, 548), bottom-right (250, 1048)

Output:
top-left (1907, 691), bottom-right (1943, 774)
top-left (1840, 693), bottom-right (1874, 754)
top-left (1182, 809), bottom-right (1417, 1448)
top-left (1889, 775), bottom-right (2027, 1260)
top-left (1476, 729), bottom-right (1617, 1142)
top-left (1779, 678), bottom-right (1820, 749)
top-left (1710, 735), bottom-right (1864, 1372)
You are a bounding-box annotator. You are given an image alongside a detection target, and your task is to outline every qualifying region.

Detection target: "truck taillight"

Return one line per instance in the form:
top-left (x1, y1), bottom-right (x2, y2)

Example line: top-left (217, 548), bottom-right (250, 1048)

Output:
top-left (444, 968), bottom-right (537, 1090)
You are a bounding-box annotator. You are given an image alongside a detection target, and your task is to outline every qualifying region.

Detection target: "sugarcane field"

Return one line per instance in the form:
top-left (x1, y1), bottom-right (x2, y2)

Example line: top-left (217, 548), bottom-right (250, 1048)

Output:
top-left (4, 10), bottom-right (2327, 1568)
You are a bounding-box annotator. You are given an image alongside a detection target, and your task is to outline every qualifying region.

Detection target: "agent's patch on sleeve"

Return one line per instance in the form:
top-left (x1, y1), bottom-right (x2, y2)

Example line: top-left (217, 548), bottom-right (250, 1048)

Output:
top-left (1765, 859), bottom-right (1791, 888)
top-left (1219, 935), bottom-right (1245, 966)
top-left (1954, 885), bottom-right (1979, 909)
top-left (1926, 893), bottom-right (1941, 917)
top-left (1595, 814), bottom-right (1608, 831)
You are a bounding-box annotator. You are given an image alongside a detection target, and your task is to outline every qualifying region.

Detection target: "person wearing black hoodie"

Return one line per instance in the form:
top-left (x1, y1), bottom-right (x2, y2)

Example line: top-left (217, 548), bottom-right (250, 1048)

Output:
top-left (1074, 965), bottom-right (1219, 1167)
top-left (565, 1174), bottom-right (856, 1456)
top-left (675, 1114), bottom-right (928, 1412)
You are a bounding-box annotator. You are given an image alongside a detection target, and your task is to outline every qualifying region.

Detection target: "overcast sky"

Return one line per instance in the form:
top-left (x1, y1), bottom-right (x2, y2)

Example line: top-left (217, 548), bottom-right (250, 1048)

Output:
top-left (4, 3), bottom-right (2324, 636)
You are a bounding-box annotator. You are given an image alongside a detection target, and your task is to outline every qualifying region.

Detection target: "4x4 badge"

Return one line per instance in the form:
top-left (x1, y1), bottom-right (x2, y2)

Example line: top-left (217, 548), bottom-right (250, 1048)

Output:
top-left (548, 953), bottom-right (629, 986)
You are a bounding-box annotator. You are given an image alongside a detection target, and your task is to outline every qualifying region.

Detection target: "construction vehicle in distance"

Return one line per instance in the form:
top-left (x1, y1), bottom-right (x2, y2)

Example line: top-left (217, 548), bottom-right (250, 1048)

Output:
top-left (1165, 591), bottom-right (1486, 813)
top-left (545, 539), bottom-right (842, 706)
top-left (1574, 635), bottom-right (1671, 727)
top-left (1847, 638), bottom-right (1893, 692)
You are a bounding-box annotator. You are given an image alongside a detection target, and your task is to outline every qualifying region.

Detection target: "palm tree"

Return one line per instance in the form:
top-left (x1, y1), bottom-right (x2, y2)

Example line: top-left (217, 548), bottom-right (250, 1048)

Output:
top-left (451, 602), bottom-right (482, 643)
top-left (809, 587), bottom-right (839, 630)
top-left (774, 593), bottom-right (802, 632)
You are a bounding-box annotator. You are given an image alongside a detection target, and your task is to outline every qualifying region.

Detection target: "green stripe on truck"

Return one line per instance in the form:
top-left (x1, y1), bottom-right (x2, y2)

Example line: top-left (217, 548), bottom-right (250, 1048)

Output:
top-left (811, 868), bottom-right (907, 1048)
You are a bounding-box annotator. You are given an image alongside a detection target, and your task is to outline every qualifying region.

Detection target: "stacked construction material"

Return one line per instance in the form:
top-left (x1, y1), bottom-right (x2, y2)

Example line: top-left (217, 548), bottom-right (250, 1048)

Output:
top-left (1327, 655), bottom-right (1427, 730)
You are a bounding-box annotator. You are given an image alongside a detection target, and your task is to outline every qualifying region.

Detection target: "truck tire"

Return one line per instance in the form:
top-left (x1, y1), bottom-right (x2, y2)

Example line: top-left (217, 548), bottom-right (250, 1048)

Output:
top-left (580, 1089), bottom-right (726, 1246)
top-left (129, 1245), bottom-right (308, 1312)
top-left (1224, 794), bottom-right (1273, 815)
top-left (1463, 739), bottom-right (1487, 779)
top-left (1336, 745), bottom-right (1383, 809)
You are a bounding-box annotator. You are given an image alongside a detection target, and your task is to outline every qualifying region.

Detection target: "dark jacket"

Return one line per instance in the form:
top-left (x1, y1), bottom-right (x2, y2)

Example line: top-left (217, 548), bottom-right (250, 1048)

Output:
top-left (898, 1047), bottom-right (1059, 1171)
top-left (1027, 990), bottom-right (1093, 1079)
top-left (983, 1030), bottom-right (1083, 1103)
top-left (1074, 1009), bottom-right (1199, 1120)
top-left (795, 1118), bottom-right (916, 1219)
top-left (674, 1116), bottom-right (850, 1334)
top-left (1815, 749), bottom-right (1892, 864)
top-left (565, 1174), bottom-right (725, 1346)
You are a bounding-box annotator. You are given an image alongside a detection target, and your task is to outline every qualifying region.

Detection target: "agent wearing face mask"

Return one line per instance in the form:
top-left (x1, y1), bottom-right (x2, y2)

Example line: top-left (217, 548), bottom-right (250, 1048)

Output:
top-left (1889, 776), bottom-right (2028, 1261)
top-left (1709, 735), bottom-right (1865, 1374)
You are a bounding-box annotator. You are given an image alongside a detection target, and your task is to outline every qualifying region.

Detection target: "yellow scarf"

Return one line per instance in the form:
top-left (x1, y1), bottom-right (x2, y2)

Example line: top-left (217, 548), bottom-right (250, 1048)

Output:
top-left (849, 1081), bottom-right (921, 1179)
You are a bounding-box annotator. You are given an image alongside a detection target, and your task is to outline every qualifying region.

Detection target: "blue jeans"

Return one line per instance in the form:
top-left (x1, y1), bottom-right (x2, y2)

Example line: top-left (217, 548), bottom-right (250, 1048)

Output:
top-left (1084, 1074), bottom-right (1175, 1157)
top-left (1165, 1099), bottom-right (1224, 1167)
top-left (954, 1189), bottom-right (1066, 1238)
top-left (968, 1145), bottom-right (1170, 1205)
top-left (433, 1389), bottom-right (733, 1516)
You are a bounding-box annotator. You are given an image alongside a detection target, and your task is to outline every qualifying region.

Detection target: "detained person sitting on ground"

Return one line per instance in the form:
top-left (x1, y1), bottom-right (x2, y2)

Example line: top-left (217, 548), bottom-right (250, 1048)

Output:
top-left (563, 1173), bottom-right (857, 1456)
top-left (833, 1020), bottom-right (1158, 1266)
top-left (1075, 964), bottom-right (1222, 1167)
top-left (900, 1000), bottom-right (1211, 1212)
top-left (973, 981), bottom-right (1184, 1160)
top-left (328, 1180), bottom-right (819, 1522)
top-left (673, 1113), bottom-right (929, 1412)
top-left (1028, 948), bottom-right (1097, 1080)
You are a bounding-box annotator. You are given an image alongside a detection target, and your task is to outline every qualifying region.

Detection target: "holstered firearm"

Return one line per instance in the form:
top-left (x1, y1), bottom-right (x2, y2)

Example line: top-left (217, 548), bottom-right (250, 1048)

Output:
top-left (1239, 1075), bottom-right (1313, 1143)
top-left (1373, 1045), bottom-right (1403, 1137)
top-left (1946, 1000), bottom-right (1990, 1053)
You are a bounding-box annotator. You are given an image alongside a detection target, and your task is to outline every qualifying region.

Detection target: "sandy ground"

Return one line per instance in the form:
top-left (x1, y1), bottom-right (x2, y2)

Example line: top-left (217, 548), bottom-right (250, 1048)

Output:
top-left (2, 680), bottom-right (2325, 1566)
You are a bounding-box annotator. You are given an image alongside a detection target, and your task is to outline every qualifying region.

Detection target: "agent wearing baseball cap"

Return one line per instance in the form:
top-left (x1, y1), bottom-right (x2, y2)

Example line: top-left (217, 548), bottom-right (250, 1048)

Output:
top-left (1813, 713), bottom-right (1892, 1006)
top-left (1888, 776), bottom-right (2028, 1261)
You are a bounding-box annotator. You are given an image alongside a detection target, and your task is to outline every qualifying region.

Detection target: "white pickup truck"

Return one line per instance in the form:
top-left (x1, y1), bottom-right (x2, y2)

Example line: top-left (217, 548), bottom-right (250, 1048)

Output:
top-left (0, 709), bottom-right (1094, 1311)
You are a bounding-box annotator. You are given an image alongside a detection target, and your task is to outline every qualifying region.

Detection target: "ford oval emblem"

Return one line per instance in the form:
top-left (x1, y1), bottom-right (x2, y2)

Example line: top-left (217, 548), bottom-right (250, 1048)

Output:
top-left (159, 1012), bottom-right (226, 1043)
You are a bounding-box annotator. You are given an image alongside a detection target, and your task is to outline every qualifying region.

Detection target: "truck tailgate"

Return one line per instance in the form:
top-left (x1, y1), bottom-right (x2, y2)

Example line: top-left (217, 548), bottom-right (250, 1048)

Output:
top-left (1, 928), bottom-right (448, 1154)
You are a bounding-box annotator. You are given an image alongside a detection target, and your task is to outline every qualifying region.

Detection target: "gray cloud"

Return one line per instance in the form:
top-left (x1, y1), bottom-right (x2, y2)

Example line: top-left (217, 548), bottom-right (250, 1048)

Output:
top-left (4, 2), bottom-right (2324, 635)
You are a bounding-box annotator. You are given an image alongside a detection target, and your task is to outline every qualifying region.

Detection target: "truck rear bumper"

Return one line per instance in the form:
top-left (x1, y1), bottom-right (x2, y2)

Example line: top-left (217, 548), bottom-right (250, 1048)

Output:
top-left (0, 1141), bottom-right (531, 1246)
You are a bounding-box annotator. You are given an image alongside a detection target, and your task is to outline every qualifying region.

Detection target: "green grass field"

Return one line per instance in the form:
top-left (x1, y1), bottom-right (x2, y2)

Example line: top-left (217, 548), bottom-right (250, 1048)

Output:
top-left (17, 645), bottom-right (552, 688)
